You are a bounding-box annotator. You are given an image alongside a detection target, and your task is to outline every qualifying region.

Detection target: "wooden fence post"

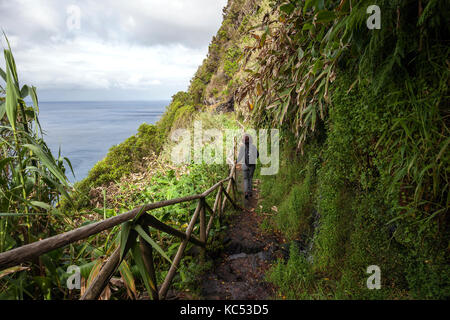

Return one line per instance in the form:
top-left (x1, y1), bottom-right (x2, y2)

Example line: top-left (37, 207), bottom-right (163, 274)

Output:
top-left (158, 199), bottom-right (202, 299)
top-left (81, 246), bottom-right (122, 300)
top-left (199, 198), bottom-right (206, 262)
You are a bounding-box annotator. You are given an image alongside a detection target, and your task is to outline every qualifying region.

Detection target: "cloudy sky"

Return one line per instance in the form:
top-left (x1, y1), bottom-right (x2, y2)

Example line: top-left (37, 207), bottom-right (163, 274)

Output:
top-left (0, 0), bottom-right (228, 101)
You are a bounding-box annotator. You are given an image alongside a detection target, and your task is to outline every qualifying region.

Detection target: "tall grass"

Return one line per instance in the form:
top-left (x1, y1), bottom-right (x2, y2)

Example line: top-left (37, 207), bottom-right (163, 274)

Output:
top-left (0, 36), bottom-right (73, 246)
top-left (0, 35), bottom-right (77, 298)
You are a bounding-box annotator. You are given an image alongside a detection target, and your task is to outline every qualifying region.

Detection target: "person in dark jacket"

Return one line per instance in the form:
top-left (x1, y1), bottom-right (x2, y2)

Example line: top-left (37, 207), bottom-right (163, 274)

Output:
top-left (237, 134), bottom-right (258, 199)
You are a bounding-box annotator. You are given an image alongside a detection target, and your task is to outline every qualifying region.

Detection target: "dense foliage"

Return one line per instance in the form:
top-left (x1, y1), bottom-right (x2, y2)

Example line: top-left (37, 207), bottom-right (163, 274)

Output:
top-left (1, 0), bottom-right (448, 300)
top-left (250, 0), bottom-right (449, 299)
top-left (0, 38), bottom-right (79, 298)
top-left (0, 37), bottom-right (238, 299)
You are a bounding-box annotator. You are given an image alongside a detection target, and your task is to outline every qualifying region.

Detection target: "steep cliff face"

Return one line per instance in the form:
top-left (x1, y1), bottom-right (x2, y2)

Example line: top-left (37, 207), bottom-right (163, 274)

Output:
top-left (187, 0), bottom-right (271, 113)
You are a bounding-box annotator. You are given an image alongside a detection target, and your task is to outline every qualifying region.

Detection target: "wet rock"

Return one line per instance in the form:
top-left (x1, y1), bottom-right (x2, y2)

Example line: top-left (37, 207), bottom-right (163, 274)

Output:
top-left (202, 279), bottom-right (220, 296)
top-left (228, 253), bottom-right (247, 260)
top-left (241, 240), bottom-right (265, 254)
top-left (225, 240), bottom-right (242, 254)
top-left (215, 96), bottom-right (234, 113)
top-left (216, 264), bottom-right (238, 282)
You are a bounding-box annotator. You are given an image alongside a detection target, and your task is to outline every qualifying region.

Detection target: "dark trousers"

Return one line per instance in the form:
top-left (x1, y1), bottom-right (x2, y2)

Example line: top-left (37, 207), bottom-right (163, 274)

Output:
top-left (243, 165), bottom-right (255, 195)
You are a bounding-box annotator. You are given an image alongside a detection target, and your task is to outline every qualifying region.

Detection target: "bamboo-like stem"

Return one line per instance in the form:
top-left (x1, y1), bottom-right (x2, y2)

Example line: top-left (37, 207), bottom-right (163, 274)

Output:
top-left (206, 186), bottom-right (222, 238)
top-left (158, 200), bottom-right (202, 299)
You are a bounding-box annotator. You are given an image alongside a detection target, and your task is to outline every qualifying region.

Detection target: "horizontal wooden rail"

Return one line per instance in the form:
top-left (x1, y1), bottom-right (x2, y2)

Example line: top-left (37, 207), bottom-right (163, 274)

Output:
top-left (139, 215), bottom-right (204, 248)
top-left (0, 144), bottom-right (241, 300)
top-left (0, 176), bottom-right (233, 270)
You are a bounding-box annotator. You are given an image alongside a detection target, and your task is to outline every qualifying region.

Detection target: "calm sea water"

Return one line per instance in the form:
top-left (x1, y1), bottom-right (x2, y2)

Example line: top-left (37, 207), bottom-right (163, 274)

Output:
top-left (38, 101), bottom-right (168, 182)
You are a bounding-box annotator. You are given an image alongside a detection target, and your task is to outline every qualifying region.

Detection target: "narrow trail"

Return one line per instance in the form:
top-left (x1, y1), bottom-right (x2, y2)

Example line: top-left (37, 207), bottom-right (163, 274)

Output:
top-left (199, 176), bottom-right (284, 300)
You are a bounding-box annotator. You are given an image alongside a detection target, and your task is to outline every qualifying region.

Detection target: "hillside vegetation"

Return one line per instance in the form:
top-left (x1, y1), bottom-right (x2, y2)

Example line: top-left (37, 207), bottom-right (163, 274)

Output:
top-left (178, 0), bottom-right (449, 299)
top-left (235, 0), bottom-right (448, 299)
top-left (0, 0), bottom-right (448, 300)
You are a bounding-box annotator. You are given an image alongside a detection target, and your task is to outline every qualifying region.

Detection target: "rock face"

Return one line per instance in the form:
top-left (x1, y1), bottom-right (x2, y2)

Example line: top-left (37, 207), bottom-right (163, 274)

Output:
top-left (215, 96), bottom-right (235, 113)
top-left (204, 96), bottom-right (220, 106)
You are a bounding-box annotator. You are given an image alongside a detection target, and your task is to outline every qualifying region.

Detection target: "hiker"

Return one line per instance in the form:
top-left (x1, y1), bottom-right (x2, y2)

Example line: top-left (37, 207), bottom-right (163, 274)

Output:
top-left (237, 134), bottom-right (259, 199)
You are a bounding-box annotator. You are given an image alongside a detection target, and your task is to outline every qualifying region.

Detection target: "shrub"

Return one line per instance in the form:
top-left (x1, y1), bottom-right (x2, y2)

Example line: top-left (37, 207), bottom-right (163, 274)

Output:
top-left (267, 243), bottom-right (316, 299)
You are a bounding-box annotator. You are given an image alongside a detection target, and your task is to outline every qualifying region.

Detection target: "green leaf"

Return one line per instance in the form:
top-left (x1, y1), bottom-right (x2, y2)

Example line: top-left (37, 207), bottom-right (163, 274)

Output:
top-left (280, 3), bottom-right (295, 15)
top-left (5, 51), bottom-right (18, 131)
top-left (132, 205), bottom-right (147, 223)
top-left (0, 266), bottom-right (29, 279)
top-left (118, 260), bottom-right (137, 299)
top-left (23, 143), bottom-right (69, 187)
top-left (78, 261), bottom-right (97, 280)
top-left (302, 23), bottom-right (314, 31)
top-left (3, 34), bottom-right (19, 85)
top-left (30, 86), bottom-right (39, 112)
top-left (131, 242), bottom-right (156, 295)
top-left (0, 101), bottom-right (5, 119)
top-left (134, 224), bottom-right (172, 264)
top-left (20, 85), bottom-right (29, 99)
top-left (29, 201), bottom-right (52, 211)
top-left (315, 10), bottom-right (336, 23)
top-left (0, 66), bottom-right (6, 82)
top-left (260, 26), bottom-right (269, 48)
top-left (312, 59), bottom-right (324, 75)
top-left (298, 48), bottom-right (305, 60)
top-left (0, 157), bottom-right (12, 171)
top-left (120, 221), bottom-right (134, 260)
top-left (64, 157), bottom-right (75, 178)
top-left (316, 0), bottom-right (325, 10)
top-left (304, 0), bottom-right (317, 14)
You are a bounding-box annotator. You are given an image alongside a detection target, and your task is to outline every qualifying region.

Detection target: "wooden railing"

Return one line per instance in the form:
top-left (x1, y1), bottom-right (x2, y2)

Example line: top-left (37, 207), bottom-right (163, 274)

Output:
top-left (0, 161), bottom-right (243, 300)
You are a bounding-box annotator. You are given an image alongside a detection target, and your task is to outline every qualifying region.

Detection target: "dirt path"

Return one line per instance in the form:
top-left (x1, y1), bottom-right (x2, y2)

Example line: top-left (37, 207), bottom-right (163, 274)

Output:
top-left (200, 178), bottom-right (284, 300)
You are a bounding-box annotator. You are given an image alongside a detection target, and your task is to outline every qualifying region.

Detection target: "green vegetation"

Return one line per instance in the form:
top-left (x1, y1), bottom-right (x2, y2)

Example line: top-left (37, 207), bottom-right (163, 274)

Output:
top-left (188, 0), bottom-right (265, 105)
top-left (224, 47), bottom-right (242, 79)
top-left (267, 244), bottom-right (317, 299)
top-left (0, 38), bottom-right (78, 299)
top-left (1, 0), bottom-right (448, 301)
top-left (75, 124), bottom-right (162, 198)
top-left (73, 91), bottom-right (196, 209)
top-left (0, 30), bottom-right (238, 298)
top-left (250, 0), bottom-right (449, 300)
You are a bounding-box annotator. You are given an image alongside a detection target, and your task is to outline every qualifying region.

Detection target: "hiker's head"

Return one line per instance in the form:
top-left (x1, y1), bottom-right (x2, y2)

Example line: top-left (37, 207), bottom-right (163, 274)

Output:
top-left (242, 133), bottom-right (253, 145)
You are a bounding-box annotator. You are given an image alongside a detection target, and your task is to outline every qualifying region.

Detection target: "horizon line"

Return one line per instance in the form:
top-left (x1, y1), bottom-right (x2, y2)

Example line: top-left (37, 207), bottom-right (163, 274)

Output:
top-left (25, 99), bottom-right (172, 103)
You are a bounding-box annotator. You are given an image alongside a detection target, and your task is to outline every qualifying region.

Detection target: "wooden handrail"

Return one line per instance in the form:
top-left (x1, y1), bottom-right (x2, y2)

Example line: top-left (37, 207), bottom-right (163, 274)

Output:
top-left (0, 175), bottom-right (233, 270)
top-left (0, 158), bottom-right (242, 300)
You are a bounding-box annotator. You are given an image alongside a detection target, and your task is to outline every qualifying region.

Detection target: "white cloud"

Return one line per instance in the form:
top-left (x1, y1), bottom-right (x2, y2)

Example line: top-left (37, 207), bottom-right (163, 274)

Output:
top-left (0, 0), bottom-right (228, 100)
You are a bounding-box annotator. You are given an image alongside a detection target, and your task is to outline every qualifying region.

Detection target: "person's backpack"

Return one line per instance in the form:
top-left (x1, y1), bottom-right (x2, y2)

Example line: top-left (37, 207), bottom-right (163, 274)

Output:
top-left (244, 144), bottom-right (258, 166)
top-left (245, 144), bottom-right (250, 166)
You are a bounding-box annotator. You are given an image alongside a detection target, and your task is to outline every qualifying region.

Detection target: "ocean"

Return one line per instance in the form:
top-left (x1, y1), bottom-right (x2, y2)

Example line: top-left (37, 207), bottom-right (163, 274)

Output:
top-left (38, 100), bottom-right (169, 182)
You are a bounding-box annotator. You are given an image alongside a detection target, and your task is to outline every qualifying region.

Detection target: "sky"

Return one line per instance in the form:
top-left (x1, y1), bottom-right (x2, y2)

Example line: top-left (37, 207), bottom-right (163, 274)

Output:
top-left (0, 0), bottom-right (228, 101)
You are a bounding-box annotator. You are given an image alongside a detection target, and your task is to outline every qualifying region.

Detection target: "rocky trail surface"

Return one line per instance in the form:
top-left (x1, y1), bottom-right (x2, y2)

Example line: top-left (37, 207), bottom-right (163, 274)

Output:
top-left (199, 178), bottom-right (285, 300)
